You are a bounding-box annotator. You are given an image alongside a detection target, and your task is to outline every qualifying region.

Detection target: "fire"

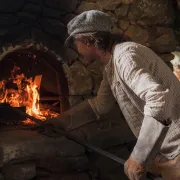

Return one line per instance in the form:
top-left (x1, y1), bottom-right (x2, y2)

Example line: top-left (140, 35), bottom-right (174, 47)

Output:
top-left (25, 74), bottom-right (46, 120)
top-left (0, 66), bottom-right (58, 124)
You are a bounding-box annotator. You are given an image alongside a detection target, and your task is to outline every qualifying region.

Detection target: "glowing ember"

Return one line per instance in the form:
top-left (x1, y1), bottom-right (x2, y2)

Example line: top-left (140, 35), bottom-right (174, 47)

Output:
top-left (0, 66), bottom-right (58, 124)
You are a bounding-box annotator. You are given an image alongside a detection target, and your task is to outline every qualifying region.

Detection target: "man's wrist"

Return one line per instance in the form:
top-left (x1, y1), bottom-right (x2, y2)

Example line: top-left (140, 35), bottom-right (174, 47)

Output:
top-left (131, 116), bottom-right (170, 165)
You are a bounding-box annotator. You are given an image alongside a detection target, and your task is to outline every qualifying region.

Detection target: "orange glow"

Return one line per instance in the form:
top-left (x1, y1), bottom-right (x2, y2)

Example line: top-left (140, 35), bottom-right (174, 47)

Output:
top-left (0, 66), bottom-right (58, 124)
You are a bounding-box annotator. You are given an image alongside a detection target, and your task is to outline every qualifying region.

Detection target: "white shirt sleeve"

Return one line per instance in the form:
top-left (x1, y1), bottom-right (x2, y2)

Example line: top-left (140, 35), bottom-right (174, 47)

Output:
top-left (118, 51), bottom-right (172, 123)
top-left (88, 72), bottom-right (116, 118)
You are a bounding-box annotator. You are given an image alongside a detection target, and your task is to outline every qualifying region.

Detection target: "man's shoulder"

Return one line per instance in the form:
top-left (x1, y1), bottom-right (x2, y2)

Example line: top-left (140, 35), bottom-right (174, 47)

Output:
top-left (113, 41), bottom-right (145, 58)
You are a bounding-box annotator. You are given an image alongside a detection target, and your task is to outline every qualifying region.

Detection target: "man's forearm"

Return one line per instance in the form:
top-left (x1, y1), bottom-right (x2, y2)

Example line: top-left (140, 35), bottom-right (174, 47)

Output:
top-left (131, 116), bottom-right (170, 165)
top-left (66, 99), bottom-right (98, 131)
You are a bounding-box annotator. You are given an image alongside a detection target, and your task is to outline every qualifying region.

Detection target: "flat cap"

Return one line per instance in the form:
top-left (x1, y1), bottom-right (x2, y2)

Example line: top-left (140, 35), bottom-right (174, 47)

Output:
top-left (65, 10), bottom-right (113, 46)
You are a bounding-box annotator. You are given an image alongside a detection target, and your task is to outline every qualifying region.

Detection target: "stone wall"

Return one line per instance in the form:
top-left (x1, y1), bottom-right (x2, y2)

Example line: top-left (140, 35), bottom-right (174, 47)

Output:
top-left (67, 0), bottom-right (179, 105)
top-left (0, 0), bottom-right (79, 62)
top-left (0, 1), bottom-right (179, 179)
top-left (0, 0), bottom-right (179, 107)
top-left (77, 0), bottom-right (177, 54)
top-left (0, 0), bottom-right (102, 107)
top-left (65, 0), bottom-right (179, 106)
top-left (0, 1), bottom-right (136, 180)
top-left (0, 107), bottom-right (135, 180)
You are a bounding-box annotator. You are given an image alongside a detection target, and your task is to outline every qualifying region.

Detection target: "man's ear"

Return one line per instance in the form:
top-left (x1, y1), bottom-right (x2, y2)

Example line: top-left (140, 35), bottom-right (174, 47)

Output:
top-left (84, 37), bottom-right (95, 47)
top-left (84, 39), bottom-right (91, 47)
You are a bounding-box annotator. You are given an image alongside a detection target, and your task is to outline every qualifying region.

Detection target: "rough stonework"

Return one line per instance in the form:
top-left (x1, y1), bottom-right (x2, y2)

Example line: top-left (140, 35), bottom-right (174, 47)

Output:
top-left (0, 0), bottom-right (179, 179)
top-left (0, 0), bottom-right (178, 105)
top-left (0, 105), bottom-right (135, 179)
top-left (63, 61), bottom-right (93, 96)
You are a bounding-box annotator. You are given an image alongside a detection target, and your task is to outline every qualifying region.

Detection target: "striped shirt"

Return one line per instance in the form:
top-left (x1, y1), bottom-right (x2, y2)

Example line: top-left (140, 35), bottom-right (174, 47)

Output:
top-left (89, 42), bottom-right (180, 159)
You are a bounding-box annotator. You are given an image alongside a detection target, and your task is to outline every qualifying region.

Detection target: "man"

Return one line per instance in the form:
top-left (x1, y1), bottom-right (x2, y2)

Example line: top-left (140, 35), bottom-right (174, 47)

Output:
top-left (41, 10), bottom-right (180, 180)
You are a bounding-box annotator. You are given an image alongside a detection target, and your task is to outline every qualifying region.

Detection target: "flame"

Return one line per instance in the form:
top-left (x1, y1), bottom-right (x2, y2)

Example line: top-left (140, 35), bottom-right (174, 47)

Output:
top-left (0, 65), bottom-right (59, 124)
top-left (26, 75), bottom-right (46, 120)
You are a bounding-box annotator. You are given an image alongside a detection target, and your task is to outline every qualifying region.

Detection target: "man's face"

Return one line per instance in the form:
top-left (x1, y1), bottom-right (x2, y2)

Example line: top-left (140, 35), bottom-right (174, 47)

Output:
top-left (73, 38), bottom-right (100, 67)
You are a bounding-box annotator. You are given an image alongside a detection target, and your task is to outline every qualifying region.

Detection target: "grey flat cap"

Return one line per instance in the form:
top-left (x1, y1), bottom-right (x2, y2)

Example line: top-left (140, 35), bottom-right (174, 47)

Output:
top-left (65, 10), bottom-right (113, 46)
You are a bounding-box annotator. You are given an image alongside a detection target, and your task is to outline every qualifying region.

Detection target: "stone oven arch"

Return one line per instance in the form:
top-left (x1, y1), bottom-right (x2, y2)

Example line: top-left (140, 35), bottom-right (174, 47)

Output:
top-left (0, 38), bottom-right (76, 112)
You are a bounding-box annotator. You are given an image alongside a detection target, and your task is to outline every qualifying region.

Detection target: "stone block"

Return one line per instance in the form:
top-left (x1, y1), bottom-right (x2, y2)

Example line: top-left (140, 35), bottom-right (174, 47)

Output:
top-left (149, 27), bottom-right (177, 53)
top-left (60, 173), bottom-right (91, 180)
top-left (127, 0), bottom-right (175, 25)
top-left (42, 7), bottom-right (66, 19)
top-left (97, 0), bottom-right (130, 11)
top-left (0, 174), bottom-right (4, 180)
top-left (63, 61), bottom-right (93, 95)
top-left (177, 0), bottom-right (180, 10)
top-left (62, 14), bottom-right (76, 25)
top-left (32, 28), bottom-right (78, 61)
top-left (36, 156), bottom-right (88, 173)
top-left (122, 0), bottom-right (134, 3)
top-left (45, 0), bottom-right (78, 13)
top-left (27, 0), bottom-right (43, 4)
top-left (105, 11), bottom-right (118, 25)
top-left (23, 3), bottom-right (42, 13)
top-left (18, 12), bottom-right (37, 26)
top-left (36, 172), bottom-right (91, 180)
top-left (124, 25), bottom-right (149, 44)
top-left (89, 145), bottom-right (130, 180)
top-left (118, 20), bottom-right (130, 31)
top-left (0, 130), bottom-right (85, 167)
top-left (86, 0), bottom-right (134, 3)
top-left (0, 0), bottom-right (24, 12)
top-left (0, 28), bottom-right (10, 37)
top-left (2, 164), bottom-right (36, 180)
top-left (111, 26), bottom-right (123, 36)
top-left (38, 18), bottom-right (67, 41)
top-left (0, 14), bottom-right (19, 25)
top-left (115, 4), bottom-right (129, 17)
top-left (2, 24), bottom-right (30, 44)
top-left (77, 2), bottom-right (103, 13)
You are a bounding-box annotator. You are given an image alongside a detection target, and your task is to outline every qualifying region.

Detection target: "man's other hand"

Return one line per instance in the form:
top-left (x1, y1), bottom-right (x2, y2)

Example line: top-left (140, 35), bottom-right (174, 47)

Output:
top-left (124, 155), bottom-right (146, 180)
top-left (38, 114), bottom-right (71, 136)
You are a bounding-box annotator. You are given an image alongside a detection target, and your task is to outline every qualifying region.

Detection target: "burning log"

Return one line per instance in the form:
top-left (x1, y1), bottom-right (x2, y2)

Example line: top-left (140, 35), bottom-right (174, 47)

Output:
top-left (0, 65), bottom-right (59, 125)
top-left (0, 103), bottom-right (26, 124)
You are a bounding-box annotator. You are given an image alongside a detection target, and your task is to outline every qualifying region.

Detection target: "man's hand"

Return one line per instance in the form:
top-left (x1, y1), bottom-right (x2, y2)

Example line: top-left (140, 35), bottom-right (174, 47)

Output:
top-left (38, 114), bottom-right (71, 136)
top-left (124, 155), bottom-right (146, 180)
top-left (38, 100), bottom-right (97, 136)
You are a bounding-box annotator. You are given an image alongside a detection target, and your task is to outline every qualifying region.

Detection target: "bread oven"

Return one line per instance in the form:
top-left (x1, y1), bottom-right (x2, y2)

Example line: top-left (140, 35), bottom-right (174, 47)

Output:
top-left (0, 41), bottom-right (91, 180)
top-left (0, 1), bottom-right (94, 179)
top-left (0, 43), bottom-right (69, 125)
top-left (0, 42), bottom-right (134, 180)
